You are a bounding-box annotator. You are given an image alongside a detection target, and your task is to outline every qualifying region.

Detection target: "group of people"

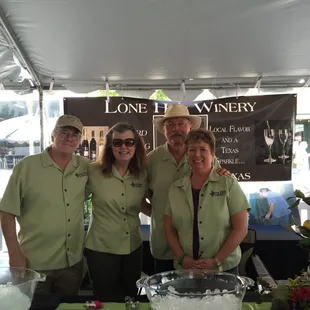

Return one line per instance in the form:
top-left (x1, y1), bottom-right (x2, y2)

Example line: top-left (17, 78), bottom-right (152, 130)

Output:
top-left (0, 103), bottom-right (250, 309)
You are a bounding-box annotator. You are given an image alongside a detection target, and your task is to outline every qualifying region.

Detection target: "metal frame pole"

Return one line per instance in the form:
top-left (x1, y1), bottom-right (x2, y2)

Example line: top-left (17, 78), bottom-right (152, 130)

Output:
top-left (39, 87), bottom-right (44, 151)
top-left (0, 4), bottom-right (44, 150)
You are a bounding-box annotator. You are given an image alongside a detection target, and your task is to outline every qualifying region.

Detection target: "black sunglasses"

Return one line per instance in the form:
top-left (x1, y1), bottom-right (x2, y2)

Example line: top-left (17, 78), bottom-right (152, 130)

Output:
top-left (112, 138), bottom-right (136, 147)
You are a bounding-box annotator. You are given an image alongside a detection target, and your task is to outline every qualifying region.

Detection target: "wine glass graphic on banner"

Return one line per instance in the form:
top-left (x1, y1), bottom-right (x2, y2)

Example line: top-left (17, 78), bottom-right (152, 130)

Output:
top-left (264, 129), bottom-right (276, 164)
top-left (278, 129), bottom-right (289, 164)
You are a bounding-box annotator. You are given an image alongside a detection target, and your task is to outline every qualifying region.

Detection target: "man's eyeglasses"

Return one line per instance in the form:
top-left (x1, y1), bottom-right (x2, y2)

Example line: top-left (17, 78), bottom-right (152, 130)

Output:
top-left (112, 139), bottom-right (136, 147)
top-left (59, 129), bottom-right (81, 141)
top-left (164, 121), bottom-right (189, 129)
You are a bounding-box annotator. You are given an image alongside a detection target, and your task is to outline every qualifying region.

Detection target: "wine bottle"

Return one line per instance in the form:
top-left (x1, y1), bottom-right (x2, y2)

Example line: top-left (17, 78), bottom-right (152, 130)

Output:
top-left (75, 144), bottom-right (82, 155)
top-left (90, 130), bottom-right (97, 161)
top-left (81, 128), bottom-right (89, 158)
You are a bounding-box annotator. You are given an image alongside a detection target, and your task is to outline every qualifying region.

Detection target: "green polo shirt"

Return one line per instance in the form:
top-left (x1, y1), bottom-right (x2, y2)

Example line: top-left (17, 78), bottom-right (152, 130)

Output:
top-left (147, 143), bottom-right (220, 260)
top-left (85, 164), bottom-right (147, 255)
top-left (0, 148), bottom-right (89, 271)
top-left (165, 168), bottom-right (250, 271)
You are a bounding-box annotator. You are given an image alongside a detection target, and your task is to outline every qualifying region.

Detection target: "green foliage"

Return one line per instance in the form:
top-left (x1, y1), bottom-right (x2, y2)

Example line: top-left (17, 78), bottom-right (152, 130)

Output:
top-left (97, 90), bottom-right (120, 97)
top-left (288, 190), bottom-right (310, 210)
top-left (84, 198), bottom-right (92, 224)
top-left (86, 90), bottom-right (120, 97)
top-left (150, 90), bottom-right (170, 101)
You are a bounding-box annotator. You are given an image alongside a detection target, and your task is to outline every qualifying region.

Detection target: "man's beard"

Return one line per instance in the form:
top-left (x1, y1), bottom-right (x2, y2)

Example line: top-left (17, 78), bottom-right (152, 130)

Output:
top-left (169, 132), bottom-right (186, 147)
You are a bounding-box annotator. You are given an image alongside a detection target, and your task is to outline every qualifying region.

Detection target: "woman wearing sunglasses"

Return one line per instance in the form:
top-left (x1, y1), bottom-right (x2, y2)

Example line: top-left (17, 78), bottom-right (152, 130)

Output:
top-left (84, 122), bottom-right (147, 302)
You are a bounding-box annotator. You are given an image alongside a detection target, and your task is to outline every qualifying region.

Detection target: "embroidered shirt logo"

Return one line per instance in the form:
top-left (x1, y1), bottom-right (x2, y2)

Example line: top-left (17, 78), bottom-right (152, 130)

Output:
top-left (131, 182), bottom-right (142, 188)
top-left (75, 172), bottom-right (87, 178)
top-left (210, 190), bottom-right (226, 197)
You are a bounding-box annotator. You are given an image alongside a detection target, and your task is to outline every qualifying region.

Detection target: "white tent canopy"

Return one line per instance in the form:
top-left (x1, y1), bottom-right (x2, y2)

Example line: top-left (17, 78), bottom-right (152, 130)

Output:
top-left (0, 0), bottom-right (310, 94)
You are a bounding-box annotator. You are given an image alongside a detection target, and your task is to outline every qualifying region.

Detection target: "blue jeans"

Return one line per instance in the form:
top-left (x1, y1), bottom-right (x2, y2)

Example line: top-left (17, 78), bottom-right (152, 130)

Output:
top-left (271, 214), bottom-right (289, 226)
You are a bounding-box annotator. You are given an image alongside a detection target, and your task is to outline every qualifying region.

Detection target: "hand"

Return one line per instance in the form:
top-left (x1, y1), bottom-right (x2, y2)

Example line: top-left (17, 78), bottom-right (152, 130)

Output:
top-left (182, 256), bottom-right (197, 269)
top-left (9, 252), bottom-right (26, 268)
top-left (265, 213), bottom-right (271, 220)
top-left (192, 258), bottom-right (217, 270)
top-left (216, 168), bottom-right (231, 176)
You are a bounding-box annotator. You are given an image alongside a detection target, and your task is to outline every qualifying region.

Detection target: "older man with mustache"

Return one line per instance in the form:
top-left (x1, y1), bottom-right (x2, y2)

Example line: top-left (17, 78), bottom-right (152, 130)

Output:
top-left (145, 104), bottom-right (229, 273)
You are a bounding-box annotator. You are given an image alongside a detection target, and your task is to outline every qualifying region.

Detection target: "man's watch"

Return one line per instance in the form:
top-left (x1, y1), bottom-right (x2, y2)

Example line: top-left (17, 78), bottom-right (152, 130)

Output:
top-left (214, 257), bottom-right (223, 272)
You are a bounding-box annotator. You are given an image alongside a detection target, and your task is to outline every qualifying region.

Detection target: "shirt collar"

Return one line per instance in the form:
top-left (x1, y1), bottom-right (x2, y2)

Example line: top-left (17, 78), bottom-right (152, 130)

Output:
top-left (41, 146), bottom-right (78, 168)
top-left (162, 142), bottom-right (187, 166)
top-left (175, 166), bottom-right (220, 188)
top-left (112, 165), bottom-right (131, 180)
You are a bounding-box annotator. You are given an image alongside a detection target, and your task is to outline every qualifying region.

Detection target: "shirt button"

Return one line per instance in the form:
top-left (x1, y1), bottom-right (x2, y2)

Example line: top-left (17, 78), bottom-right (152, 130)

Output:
top-left (201, 237), bottom-right (204, 240)
top-left (64, 189), bottom-right (67, 192)
top-left (199, 206), bottom-right (202, 209)
top-left (124, 218), bottom-right (126, 221)
top-left (122, 193), bottom-right (124, 196)
top-left (68, 234), bottom-right (71, 237)
top-left (68, 219), bottom-right (71, 222)
top-left (122, 207), bottom-right (125, 210)
top-left (126, 232), bottom-right (129, 234)
top-left (67, 203), bottom-right (69, 206)
top-left (201, 194), bottom-right (204, 197)
top-left (200, 251), bottom-right (204, 254)
top-left (67, 248), bottom-right (70, 251)
top-left (121, 180), bottom-right (124, 183)
top-left (199, 221), bottom-right (202, 224)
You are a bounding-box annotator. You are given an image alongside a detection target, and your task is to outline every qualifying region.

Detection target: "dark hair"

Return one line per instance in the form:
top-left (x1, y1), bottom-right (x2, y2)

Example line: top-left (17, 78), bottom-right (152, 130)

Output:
top-left (185, 128), bottom-right (216, 153)
top-left (98, 122), bottom-right (147, 177)
top-left (259, 188), bottom-right (271, 193)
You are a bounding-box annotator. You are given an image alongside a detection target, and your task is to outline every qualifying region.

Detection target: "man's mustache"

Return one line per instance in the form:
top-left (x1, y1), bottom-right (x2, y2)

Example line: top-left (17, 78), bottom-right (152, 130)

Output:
top-left (170, 132), bottom-right (185, 138)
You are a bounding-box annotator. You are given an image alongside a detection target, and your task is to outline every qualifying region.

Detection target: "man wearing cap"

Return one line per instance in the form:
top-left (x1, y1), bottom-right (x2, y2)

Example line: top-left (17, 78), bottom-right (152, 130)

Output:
top-left (147, 104), bottom-right (229, 273)
top-left (0, 115), bottom-right (88, 309)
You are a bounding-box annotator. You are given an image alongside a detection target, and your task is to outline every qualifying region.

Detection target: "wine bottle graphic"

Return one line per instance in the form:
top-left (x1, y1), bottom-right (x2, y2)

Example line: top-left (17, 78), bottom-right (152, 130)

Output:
top-left (90, 130), bottom-right (97, 161)
top-left (81, 128), bottom-right (89, 158)
top-left (99, 130), bottom-right (105, 156)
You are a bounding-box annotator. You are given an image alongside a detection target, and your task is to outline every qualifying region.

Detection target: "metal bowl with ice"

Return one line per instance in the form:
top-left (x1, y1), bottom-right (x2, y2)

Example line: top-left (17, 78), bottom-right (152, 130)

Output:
top-left (0, 267), bottom-right (46, 310)
top-left (136, 270), bottom-right (254, 310)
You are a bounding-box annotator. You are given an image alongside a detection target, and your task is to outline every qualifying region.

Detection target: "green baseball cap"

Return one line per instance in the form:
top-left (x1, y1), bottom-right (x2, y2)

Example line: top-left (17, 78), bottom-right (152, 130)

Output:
top-left (55, 115), bottom-right (83, 133)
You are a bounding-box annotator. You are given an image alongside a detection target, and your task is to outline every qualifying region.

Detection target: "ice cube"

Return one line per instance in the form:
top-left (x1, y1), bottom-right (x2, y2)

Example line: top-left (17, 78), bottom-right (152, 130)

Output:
top-left (150, 294), bottom-right (242, 310)
top-left (0, 284), bottom-right (31, 310)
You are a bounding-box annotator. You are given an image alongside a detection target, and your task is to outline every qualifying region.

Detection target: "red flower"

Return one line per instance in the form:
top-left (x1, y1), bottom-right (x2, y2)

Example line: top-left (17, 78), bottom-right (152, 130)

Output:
top-left (292, 287), bottom-right (310, 303)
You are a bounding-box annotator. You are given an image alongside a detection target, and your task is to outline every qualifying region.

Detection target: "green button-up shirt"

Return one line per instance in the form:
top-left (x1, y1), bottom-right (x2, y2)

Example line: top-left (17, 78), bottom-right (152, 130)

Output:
top-left (147, 143), bottom-right (220, 260)
top-left (0, 148), bottom-right (89, 270)
top-left (85, 164), bottom-right (147, 255)
top-left (165, 168), bottom-right (250, 271)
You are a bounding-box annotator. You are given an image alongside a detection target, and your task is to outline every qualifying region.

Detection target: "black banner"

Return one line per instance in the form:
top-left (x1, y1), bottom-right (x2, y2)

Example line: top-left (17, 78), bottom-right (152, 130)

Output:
top-left (64, 94), bottom-right (296, 181)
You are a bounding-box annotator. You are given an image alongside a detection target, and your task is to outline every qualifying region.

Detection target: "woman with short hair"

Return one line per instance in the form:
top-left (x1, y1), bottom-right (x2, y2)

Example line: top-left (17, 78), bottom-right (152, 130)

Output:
top-left (164, 128), bottom-right (250, 274)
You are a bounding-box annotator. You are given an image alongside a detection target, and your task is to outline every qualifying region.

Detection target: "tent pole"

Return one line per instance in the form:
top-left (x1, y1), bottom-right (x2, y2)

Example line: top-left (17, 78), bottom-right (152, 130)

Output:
top-left (39, 87), bottom-right (44, 152)
top-left (0, 5), bottom-right (41, 87)
top-left (0, 5), bottom-right (45, 150)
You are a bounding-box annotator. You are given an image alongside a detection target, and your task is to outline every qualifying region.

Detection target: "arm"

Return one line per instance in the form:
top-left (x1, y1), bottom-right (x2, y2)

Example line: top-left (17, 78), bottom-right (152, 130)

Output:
top-left (0, 163), bottom-right (26, 267)
top-left (140, 198), bottom-right (151, 216)
top-left (164, 215), bottom-right (183, 259)
top-left (214, 156), bottom-right (231, 176)
top-left (0, 212), bottom-right (26, 267)
top-left (215, 178), bottom-right (250, 264)
top-left (214, 210), bottom-right (248, 263)
top-left (194, 177), bottom-right (250, 269)
top-left (140, 168), bottom-right (152, 216)
top-left (265, 203), bottom-right (274, 219)
top-left (164, 197), bottom-right (196, 269)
